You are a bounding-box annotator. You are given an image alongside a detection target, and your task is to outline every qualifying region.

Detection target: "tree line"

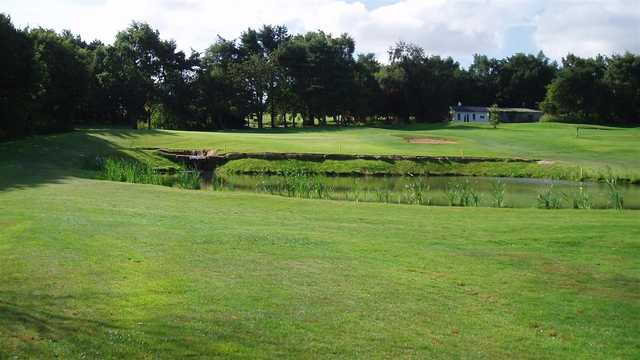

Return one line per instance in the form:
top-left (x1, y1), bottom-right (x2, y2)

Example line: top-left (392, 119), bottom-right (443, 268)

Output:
top-left (1, 14), bottom-right (639, 140)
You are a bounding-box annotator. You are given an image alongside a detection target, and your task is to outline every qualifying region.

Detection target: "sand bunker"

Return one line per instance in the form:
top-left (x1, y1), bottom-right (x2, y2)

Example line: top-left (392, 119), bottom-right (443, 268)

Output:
top-left (407, 137), bottom-right (457, 145)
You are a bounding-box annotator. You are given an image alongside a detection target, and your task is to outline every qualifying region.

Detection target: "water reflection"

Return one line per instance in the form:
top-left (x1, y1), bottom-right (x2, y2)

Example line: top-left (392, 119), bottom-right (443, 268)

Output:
top-left (201, 173), bottom-right (640, 210)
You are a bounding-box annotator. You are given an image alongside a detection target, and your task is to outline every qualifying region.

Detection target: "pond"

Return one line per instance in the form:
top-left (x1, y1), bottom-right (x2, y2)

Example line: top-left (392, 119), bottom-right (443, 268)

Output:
top-left (202, 173), bottom-right (640, 210)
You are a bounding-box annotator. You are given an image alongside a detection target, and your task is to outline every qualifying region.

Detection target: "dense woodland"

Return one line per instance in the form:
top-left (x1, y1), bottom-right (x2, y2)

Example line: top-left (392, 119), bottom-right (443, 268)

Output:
top-left (1, 14), bottom-right (639, 140)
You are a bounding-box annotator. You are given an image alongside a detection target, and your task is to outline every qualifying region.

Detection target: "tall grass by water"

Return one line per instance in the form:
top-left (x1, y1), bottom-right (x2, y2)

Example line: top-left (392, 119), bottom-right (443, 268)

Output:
top-left (572, 184), bottom-right (592, 209)
top-left (491, 179), bottom-right (507, 208)
top-left (100, 157), bottom-right (201, 190)
top-left (95, 157), bottom-right (633, 210)
top-left (445, 180), bottom-right (481, 207)
top-left (606, 176), bottom-right (624, 211)
top-left (536, 186), bottom-right (564, 209)
top-left (213, 173), bottom-right (633, 211)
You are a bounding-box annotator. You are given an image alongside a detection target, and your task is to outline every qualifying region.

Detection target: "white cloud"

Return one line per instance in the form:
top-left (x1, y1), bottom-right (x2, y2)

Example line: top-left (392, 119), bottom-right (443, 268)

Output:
top-left (533, 0), bottom-right (640, 59)
top-left (3, 0), bottom-right (639, 64)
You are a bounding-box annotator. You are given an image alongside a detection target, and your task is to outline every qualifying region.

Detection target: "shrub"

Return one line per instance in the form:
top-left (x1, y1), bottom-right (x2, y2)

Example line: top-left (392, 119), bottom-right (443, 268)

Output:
top-left (488, 104), bottom-right (501, 129)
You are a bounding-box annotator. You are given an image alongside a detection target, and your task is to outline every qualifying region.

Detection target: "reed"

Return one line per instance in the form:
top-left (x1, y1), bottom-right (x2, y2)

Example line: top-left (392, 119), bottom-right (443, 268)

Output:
top-left (404, 180), bottom-right (431, 205)
top-left (173, 170), bottom-right (202, 190)
top-left (101, 157), bottom-right (200, 190)
top-left (445, 180), bottom-right (480, 207)
top-left (537, 185), bottom-right (564, 209)
top-left (572, 183), bottom-right (592, 209)
top-left (606, 176), bottom-right (624, 211)
top-left (490, 179), bottom-right (506, 208)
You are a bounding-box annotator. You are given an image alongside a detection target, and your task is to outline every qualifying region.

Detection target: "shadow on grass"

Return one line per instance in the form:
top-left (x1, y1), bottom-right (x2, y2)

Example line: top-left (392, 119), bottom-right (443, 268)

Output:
top-left (227, 125), bottom-right (357, 134)
top-left (0, 129), bottom-right (176, 192)
top-left (86, 128), bottom-right (178, 140)
top-left (0, 295), bottom-right (258, 358)
top-left (0, 296), bottom-right (122, 357)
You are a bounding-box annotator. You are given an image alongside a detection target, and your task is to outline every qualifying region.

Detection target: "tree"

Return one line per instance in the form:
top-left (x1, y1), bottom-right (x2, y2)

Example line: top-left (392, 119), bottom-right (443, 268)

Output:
top-left (111, 22), bottom-right (190, 128)
top-left (28, 28), bottom-right (92, 133)
top-left (497, 52), bottom-right (557, 108)
top-left (540, 54), bottom-right (610, 122)
top-left (462, 54), bottom-right (501, 106)
top-left (0, 14), bottom-right (36, 139)
top-left (278, 31), bottom-right (357, 127)
top-left (488, 104), bottom-right (500, 129)
top-left (351, 54), bottom-right (383, 123)
top-left (376, 64), bottom-right (407, 123)
top-left (384, 42), bottom-right (461, 122)
top-left (195, 37), bottom-right (249, 129)
top-left (605, 53), bottom-right (640, 124)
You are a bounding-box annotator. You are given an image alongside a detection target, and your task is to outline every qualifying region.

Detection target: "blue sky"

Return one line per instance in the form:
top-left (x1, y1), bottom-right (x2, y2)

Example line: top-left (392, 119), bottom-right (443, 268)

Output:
top-left (3, 0), bottom-right (639, 66)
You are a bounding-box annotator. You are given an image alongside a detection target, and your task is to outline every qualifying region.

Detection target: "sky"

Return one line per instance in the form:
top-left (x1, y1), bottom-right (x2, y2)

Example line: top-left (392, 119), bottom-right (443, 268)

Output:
top-left (3, 0), bottom-right (639, 66)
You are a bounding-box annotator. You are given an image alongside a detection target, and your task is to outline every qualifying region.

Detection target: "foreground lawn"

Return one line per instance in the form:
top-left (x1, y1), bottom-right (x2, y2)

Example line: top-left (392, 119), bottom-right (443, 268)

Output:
top-left (1, 178), bottom-right (639, 358)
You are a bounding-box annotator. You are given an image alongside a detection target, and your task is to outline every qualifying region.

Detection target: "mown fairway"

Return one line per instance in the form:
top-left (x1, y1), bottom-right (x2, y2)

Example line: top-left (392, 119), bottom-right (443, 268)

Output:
top-left (1, 179), bottom-right (639, 359)
top-left (1, 124), bottom-right (639, 359)
top-left (3, 122), bottom-right (640, 182)
top-left (83, 122), bottom-right (640, 174)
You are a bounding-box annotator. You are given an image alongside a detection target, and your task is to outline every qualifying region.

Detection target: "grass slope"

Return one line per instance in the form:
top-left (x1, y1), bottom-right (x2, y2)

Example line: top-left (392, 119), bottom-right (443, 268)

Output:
top-left (82, 123), bottom-right (639, 174)
top-left (2, 122), bottom-right (638, 187)
top-left (1, 124), bottom-right (639, 358)
top-left (1, 179), bottom-right (639, 358)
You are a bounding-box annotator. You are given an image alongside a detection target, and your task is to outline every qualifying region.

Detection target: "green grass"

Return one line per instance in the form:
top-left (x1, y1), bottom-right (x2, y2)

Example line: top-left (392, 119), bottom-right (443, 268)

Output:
top-left (1, 123), bottom-right (639, 358)
top-left (2, 122), bottom-right (639, 184)
top-left (1, 179), bottom-right (639, 358)
top-left (216, 158), bottom-right (596, 182)
top-left (83, 122), bottom-right (640, 177)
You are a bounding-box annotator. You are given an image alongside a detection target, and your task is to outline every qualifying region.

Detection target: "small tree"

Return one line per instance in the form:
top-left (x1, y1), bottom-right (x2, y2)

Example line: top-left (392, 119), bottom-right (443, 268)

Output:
top-left (488, 104), bottom-right (500, 129)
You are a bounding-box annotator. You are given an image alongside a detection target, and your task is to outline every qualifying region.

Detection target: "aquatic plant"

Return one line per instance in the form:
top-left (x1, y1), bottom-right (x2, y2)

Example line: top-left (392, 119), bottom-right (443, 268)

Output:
top-left (606, 176), bottom-right (624, 211)
top-left (404, 180), bottom-right (430, 205)
top-left (102, 158), bottom-right (163, 185)
top-left (173, 170), bottom-right (201, 190)
top-left (537, 185), bottom-right (563, 209)
top-left (490, 180), bottom-right (506, 208)
top-left (445, 180), bottom-right (480, 207)
top-left (572, 183), bottom-right (592, 209)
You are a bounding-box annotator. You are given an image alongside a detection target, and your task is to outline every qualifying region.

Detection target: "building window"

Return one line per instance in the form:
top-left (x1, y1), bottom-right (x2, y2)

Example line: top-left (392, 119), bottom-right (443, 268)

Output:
top-left (480, 115), bottom-right (485, 119)
top-left (457, 113), bottom-right (460, 121)
top-left (472, 114), bottom-right (476, 120)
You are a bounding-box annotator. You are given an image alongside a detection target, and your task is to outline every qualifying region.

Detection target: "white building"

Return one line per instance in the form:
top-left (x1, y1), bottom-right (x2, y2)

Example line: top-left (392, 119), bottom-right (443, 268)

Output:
top-left (450, 105), bottom-right (543, 123)
top-left (450, 106), bottom-right (489, 122)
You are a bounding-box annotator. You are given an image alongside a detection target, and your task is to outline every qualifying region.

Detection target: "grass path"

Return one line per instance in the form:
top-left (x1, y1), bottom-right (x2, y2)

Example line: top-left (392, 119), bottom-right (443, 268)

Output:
top-left (1, 178), bottom-right (639, 358)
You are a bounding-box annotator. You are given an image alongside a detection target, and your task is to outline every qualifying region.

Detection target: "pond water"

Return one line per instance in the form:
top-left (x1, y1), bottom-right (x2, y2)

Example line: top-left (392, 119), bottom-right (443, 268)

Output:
top-left (201, 173), bottom-right (640, 210)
